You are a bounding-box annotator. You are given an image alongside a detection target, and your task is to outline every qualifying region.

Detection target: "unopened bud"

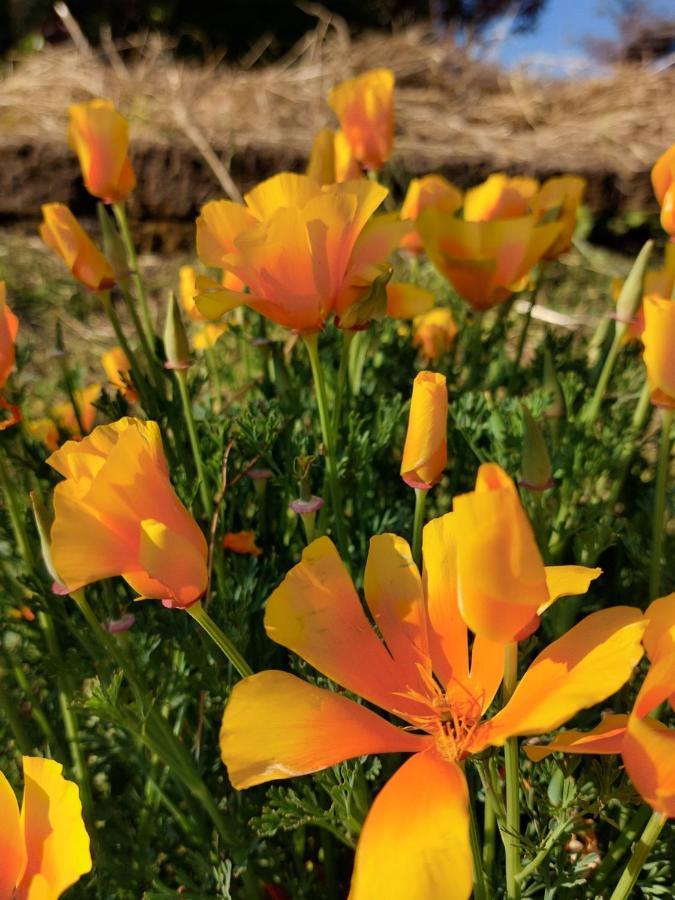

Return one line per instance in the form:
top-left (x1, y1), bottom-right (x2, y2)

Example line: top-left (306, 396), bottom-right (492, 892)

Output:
top-left (163, 291), bottom-right (191, 370)
top-left (29, 491), bottom-right (64, 589)
top-left (520, 405), bottom-right (553, 491)
top-left (614, 239), bottom-right (653, 341)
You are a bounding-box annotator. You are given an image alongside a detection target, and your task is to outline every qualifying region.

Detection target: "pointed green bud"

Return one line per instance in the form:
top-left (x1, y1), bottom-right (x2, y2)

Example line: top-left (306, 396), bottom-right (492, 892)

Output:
top-left (521, 404), bottom-right (553, 491)
top-left (163, 291), bottom-right (191, 370)
top-left (543, 348), bottom-right (566, 420)
top-left (29, 491), bottom-right (62, 587)
top-left (614, 239), bottom-right (653, 342)
top-left (97, 202), bottom-right (129, 284)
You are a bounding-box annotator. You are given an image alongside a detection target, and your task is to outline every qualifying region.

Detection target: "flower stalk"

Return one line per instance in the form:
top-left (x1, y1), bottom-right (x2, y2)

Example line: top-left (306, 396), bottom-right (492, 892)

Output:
top-left (609, 810), bottom-right (666, 900)
top-left (186, 601), bottom-right (253, 678)
top-left (113, 201), bottom-right (155, 345)
top-left (174, 368), bottom-right (214, 520)
top-left (503, 641), bottom-right (522, 899)
top-left (650, 408), bottom-right (673, 600)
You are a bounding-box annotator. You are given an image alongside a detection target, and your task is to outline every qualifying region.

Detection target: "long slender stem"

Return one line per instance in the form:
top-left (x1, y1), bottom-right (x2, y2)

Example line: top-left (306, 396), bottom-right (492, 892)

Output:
top-left (116, 282), bottom-right (164, 391)
top-left (303, 333), bottom-right (349, 559)
top-left (591, 805), bottom-right (652, 891)
top-left (513, 266), bottom-right (545, 372)
top-left (411, 488), bottom-right (427, 569)
top-left (0, 451), bottom-right (35, 569)
top-left (469, 795), bottom-right (488, 900)
top-left (186, 601), bottom-right (253, 678)
top-left (609, 811), bottom-right (666, 900)
top-left (0, 666), bottom-right (32, 754)
top-left (482, 792), bottom-right (496, 880)
top-left (503, 642), bottom-right (521, 899)
top-left (174, 368), bottom-right (213, 519)
top-left (584, 329), bottom-right (622, 425)
top-left (649, 408), bottom-right (673, 600)
top-left (331, 329), bottom-right (355, 446)
top-left (112, 202), bottom-right (155, 344)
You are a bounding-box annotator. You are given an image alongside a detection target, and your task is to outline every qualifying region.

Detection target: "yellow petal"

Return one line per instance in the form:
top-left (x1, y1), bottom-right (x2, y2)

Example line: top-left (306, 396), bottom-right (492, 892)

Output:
top-left (386, 283), bottom-right (435, 319)
top-left (137, 518), bottom-right (207, 607)
top-left (643, 593), bottom-right (675, 664)
top-left (623, 714), bottom-right (675, 817)
top-left (539, 565), bottom-right (602, 614)
top-left (400, 371), bottom-right (448, 489)
top-left (0, 767), bottom-right (26, 896)
top-left (484, 607), bottom-right (646, 745)
top-left (364, 534), bottom-right (430, 686)
top-left (349, 748), bottom-right (472, 900)
top-left (642, 296), bottom-right (675, 407)
top-left (524, 714), bottom-right (629, 762)
top-left (17, 757), bottom-right (91, 899)
top-left (264, 537), bottom-right (427, 719)
top-left (68, 98), bottom-right (135, 203)
top-left (220, 670), bottom-right (431, 789)
top-left (328, 69), bottom-right (394, 171)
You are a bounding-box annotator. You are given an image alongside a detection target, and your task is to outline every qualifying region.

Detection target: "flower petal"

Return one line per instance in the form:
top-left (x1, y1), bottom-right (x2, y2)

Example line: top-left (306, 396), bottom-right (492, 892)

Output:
top-left (349, 747), bottom-right (472, 900)
top-left (421, 513), bottom-right (468, 686)
top-left (386, 283), bottom-right (435, 319)
top-left (524, 714), bottom-right (629, 762)
top-left (623, 714), bottom-right (675, 817)
top-left (484, 607), bottom-right (646, 745)
top-left (264, 537), bottom-right (426, 718)
top-left (364, 534), bottom-right (430, 685)
top-left (643, 593), bottom-right (675, 664)
top-left (539, 565), bottom-right (602, 614)
top-left (18, 757), bottom-right (91, 899)
top-left (0, 768), bottom-right (25, 896)
top-left (220, 670), bottom-right (431, 789)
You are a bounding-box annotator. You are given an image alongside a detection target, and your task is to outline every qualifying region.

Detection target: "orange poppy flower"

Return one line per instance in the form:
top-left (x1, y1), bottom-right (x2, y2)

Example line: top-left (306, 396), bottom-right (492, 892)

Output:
top-left (306, 128), bottom-right (362, 185)
top-left (101, 346), bottom-right (137, 402)
top-left (651, 143), bottom-right (675, 236)
top-left (52, 384), bottom-right (101, 438)
top-left (48, 417), bottom-right (208, 608)
top-left (532, 175), bottom-right (586, 259)
top-left (40, 204), bottom-right (115, 292)
top-left (453, 464), bottom-right (601, 643)
top-left (178, 266), bottom-right (228, 348)
top-left (327, 69), bottom-right (394, 172)
top-left (463, 174), bottom-right (539, 223)
top-left (0, 282), bottom-right (19, 391)
top-left (195, 173), bottom-right (405, 333)
top-left (412, 307), bottom-right (458, 360)
top-left (527, 593), bottom-right (675, 818)
top-left (642, 295), bottom-right (675, 407)
top-left (0, 755), bottom-right (91, 899)
top-left (222, 531), bottom-right (262, 556)
top-left (27, 417), bottom-right (59, 452)
top-left (416, 208), bottom-right (562, 311)
top-left (400, 371), bottom-right (448, 490)
top-left (400, 174), bottom-right (463, 255)
top-left (220, 529), bottom-right (645, 899)
top-left (68, 98), bottom-right (136, 203)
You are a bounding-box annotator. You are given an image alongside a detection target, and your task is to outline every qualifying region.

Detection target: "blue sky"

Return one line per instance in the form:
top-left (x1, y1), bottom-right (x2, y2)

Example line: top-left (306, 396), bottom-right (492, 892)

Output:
top-left (490, 0), bottom-right (673, 75)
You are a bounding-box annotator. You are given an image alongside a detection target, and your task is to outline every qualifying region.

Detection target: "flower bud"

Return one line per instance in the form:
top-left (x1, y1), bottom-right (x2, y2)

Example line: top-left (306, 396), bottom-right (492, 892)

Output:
top-left (520, 404), bottom-right (554, 491)
top-left (614, 240), bottom-right (653, 342)
top-left (400, 371), bottom-right (448, 490)
top-left (163, 291), bottom-right (191, 370)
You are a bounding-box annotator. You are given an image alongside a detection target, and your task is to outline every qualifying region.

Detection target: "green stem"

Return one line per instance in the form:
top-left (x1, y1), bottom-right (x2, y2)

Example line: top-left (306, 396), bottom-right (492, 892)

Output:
top-left (204, 346), bottom-right (223, 414)
top-left (331, 329), bottom-right (355, 446)
top-left (112, 202), bottom-right (155, 344)
top-left (583, 329), bottom-right (622, 425)
top-left (513, 267), bottom-right (545, 372)
top-left (9, 654), bottom-right (63, 756)
top-left (469, 796), bottom-right (488, 900)
top-left (411, 488), bottom-right (427, 569)
top-left (0, 665), bottom-right (32, 754)
top-left (174, 368), bottom-right (213, 519)
top-left (483, 792), bottom-right (496, 880)
top-left (56, 349), bottom-right (87, 436)
top-left (591, 805), bottom-right (652, 890)
top-left (503, 642), bottom-right (521, 899)
top-left (117, 282), bottom-right (163, 389)
top-left (303, 333), bottom-right (349, 559)
top-left (649, 408), bottom-right (673, 600)
top-left (0, 451), bottom-right (35, 570)
top-left (186, 601), bottom-right (253, 678)
top-left (609, 811), bottom-right (666, 900)
top-left (515, 816), bottom-right (577, 884)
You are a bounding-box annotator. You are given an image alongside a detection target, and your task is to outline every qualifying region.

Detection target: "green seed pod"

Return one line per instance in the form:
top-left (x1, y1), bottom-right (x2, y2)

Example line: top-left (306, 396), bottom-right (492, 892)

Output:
top-left (521, 404), bottom-right (553, 491)
top-left (163, 291), bottom-right (191, 370)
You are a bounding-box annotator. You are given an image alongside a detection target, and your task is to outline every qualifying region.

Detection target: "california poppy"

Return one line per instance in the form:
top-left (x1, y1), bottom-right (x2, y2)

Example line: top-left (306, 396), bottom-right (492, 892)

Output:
top-left (327, 69), bottom-right (394, 172)
top-left (68, 99), bottom-right (136, 203)
top-left (40, 204), bottom-right (115, 292)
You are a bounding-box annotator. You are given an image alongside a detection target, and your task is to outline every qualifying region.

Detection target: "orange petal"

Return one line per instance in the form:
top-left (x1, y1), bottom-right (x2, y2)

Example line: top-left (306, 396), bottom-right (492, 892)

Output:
top-left (244, 172), bottom-right (323, 220)
top-left (539, 565), bottom-right (602, 614)
top-left (68, 99), bottom-right (135, 203)
top-left (524, 714), bottom-right (629, 762)
top-left (632, 651), bottom-right (675, 719)
top-left (220, 670), bottom-right (431, 789)
top-left (328, 69), bottom-right (394, 171)
top-left (349, 747), bottom-right (472, 900)
top-left (196, 199), bottom-right (258, 267)
top-left (40, 204), bottom-right (115, 292)
top-left (623, 714), bottom-right (675, 817)
top-left (642, 296), bottom-right (675, 406)
top-left (400, 371), bottom-right (448, 489)
top-left (136, 518), bottom-right (207, 606)
top-left (386, 283), bottom-right (435, 319)
top-left (484, 607), bottom-right (646, 745)
top-left (0, 767), bottom-right (26, 896)
top-left (464, 174), bottom-right (537, 223)
top-left (364, 534), bottom-right (430, 687)
top-left (17, 757), bottom-right (91, 899)
top-left (306, 128), bottom-right (337, 185)
top-left (651, 143), bottom-right (675, 205)
top-left (643, 593), bottom-right (675, 664)
top-left (421, 513), bottom-right (468, 686)
top-left (453, 463), bottom-right (548, 643)
top-left (469, 636), bottom-right (505, 713)
top-left (264, 537), bottom-right (426, 718)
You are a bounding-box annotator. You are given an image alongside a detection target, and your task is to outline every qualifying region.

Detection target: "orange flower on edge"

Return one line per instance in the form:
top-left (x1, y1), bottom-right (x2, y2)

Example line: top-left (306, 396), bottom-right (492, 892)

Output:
top-left (400, 371), bottom-right (448, 490)
top-left (223, 531), bottom-right (262, 557)
top-left (68, 98), bottom-right (136, 204)
top-left (532, 175), bottom-right (586, 259)
top-left (416, 208), bottom-right (562, 311)
top-left (327, 69), bottom-right (394, 172)
top-left (400, 175), bottom-right (463, 255)
top-left (48, 417), bottom-right (208, 608)
top-left (651, 143), bottom-right (675, 236)
top-left (527, 593), bottom-right (675, 819)
top-left (463, 173), bottom-right (539, 223)
top-left (453, 463), bottom-right (601, 643)
top-left (412, 307), bottom-right (458, 360)
top-left (102, 346), bottom-right (137, 403)
top-left (220, 529), bottom-right (645, 900)
top-left (195, 173), bottom-right (408, 333)
top-left (642, 295), bottom-right (675, 407)
top-left (306, 128), bottom-right (362, 185)
top-left (0, 282), bottom-right (19, 391)
top-left (40, 204), bottom-right (115, 292)
top-left (0, 755), bottom-right (91, 899)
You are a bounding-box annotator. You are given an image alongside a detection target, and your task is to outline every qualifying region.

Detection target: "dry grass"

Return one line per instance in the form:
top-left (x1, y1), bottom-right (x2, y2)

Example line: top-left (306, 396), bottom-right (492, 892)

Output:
top-left (0, 20), bottom-right (672, 188)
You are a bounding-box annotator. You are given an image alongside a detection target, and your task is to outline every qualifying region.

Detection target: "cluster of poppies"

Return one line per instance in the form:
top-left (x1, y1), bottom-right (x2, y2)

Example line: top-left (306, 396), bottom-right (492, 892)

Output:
top-left (0, 64), bottom-right (673, 899)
